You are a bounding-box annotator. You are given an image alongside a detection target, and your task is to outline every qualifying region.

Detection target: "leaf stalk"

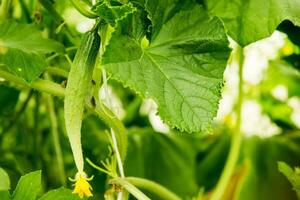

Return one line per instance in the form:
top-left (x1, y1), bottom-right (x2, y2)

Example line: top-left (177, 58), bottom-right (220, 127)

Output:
top-left (210, 45), bottom-right (244, 200)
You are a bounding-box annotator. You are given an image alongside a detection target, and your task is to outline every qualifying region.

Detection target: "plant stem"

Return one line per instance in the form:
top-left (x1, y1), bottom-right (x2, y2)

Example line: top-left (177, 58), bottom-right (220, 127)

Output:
top-left (111, 129), bottom-right (125, 178)
top-left (210, 46), bottom-right (244, 200)
top-left (88, 94), bottom-right (128, 162)
top-left (113, 177), bottom-right (151, 200)
top-left (48, 97), bottom-right (66, 184)
top-left (33, 93), bottom-right (41, 169)
top-left (0, 0), bottom-right (11, 20)
top-left (90, 32), bottom-right (128, 161)
top-left (126, 177), bottom-right (182, 200)
top-left (46, 67), bottom-right (69, 78)
top-left (44, 73), bottom-right (66, 184)
top-left (69, 0), bottom-right (97, 18)
top-left (111, 128), bottom-right (126, 200)
top-left (0, 69), bottom-right (65, 97)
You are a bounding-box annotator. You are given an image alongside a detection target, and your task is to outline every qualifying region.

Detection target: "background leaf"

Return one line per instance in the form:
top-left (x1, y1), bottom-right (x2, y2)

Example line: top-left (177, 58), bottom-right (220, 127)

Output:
top-left (0, 21), bottom-right (65, 82)
top-left (204, 0), bottom-right (300, 46)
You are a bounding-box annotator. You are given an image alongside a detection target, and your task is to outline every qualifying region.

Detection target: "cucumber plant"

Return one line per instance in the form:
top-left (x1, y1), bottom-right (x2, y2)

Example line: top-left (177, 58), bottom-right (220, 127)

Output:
top-left (0, 0), bottom-right (300, 200)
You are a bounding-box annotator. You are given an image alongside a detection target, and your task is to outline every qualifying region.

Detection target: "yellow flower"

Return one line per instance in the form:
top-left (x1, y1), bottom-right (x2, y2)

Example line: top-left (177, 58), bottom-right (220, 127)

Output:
top-left (72, 172), bottom-right (93, 198)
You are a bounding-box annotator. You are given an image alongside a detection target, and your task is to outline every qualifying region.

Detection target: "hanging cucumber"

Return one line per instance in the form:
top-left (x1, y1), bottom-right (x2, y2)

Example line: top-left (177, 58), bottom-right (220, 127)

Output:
top-left (64, 28), bottom-right (100, 175)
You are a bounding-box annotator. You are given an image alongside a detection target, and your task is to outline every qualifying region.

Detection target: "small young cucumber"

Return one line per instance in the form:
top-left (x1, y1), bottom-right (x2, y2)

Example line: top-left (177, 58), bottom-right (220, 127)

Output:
top-left (64, 29), bottom-right (100, 172)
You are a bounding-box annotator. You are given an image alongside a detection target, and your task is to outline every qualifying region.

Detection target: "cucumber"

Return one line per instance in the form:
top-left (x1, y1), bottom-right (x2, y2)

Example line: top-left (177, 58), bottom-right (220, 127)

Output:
top-left (64, 29), bottom-right (100, 172)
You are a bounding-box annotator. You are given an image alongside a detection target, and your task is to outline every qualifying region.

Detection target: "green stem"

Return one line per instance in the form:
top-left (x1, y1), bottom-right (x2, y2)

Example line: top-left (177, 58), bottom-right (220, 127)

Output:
top-left (210, 46), bottom-right (244, 200)
top-left (0, 0), bottom-right (11, 20)
top-left (46, 67), bottom-right (69, 78)
top-left (69, 0), bottom-right (97, 18)
top-left (91, 28), bottom-right (128, 161)
top-left (87, 98), bottom-right (128, 161)
top-left (33, 93), bottom-right (41, 169)
top-left (0, 69), bottom-right (65, 97)
top-left (126, 177), bottom-right (182, 200)
top-left (113, 177), bottom-right (151, 200)
top-left (47, 95), bottom-right (66, 184)
top-left (45, 73), bottom-right (66, 184)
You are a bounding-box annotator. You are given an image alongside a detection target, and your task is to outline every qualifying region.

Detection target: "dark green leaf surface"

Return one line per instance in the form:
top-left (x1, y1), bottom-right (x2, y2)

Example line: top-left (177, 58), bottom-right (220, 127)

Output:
top-left (12, 171), bottom-right (41, 200)
top-left (0, 21), bottom-right (64, 82)
top-left (102, 4), bottom-right (231, 132)
top-left (39, 188), bottom-right (81, 200)
top-left (205, 0), bottom-right (300, 46)
top-left (0, 168), bottom-right (10, 191)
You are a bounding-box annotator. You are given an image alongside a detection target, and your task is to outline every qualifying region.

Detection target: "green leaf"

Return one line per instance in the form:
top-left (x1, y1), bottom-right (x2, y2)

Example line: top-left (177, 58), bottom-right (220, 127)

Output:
top-left (278, 162), bottom-right (300, 198)
top-left (0, 21), bottom-right (65, 82)
top-left (0, 168), bottom-right (10, 191)
top-left (12, 171), bottom-right (41, 200)
top-left (92, 1), bottom-right (137, 26)
top-left (39, 188), bottom-right (81, 200)
top-left (102, 5), bottom-right (231, 132)
top-left (204, 0), bottom-right (300, 46)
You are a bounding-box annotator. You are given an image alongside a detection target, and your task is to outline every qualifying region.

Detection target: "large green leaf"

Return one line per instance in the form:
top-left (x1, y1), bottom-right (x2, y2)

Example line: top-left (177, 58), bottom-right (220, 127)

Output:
top-left (204, 0), bottom-right (300, 46)
top-left (12, 171), bottom-right (41, 200)
top-left (39, 188), bottom-right (81, 200)
top-left (0, 21), bottom-right (64, 82)
top-left (102, 4), bottom-right (231, 132)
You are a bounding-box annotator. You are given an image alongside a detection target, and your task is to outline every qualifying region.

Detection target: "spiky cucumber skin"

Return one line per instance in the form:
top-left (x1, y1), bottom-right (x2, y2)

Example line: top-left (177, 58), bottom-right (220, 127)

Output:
top-left (64, 30), bottom-right (100, 172)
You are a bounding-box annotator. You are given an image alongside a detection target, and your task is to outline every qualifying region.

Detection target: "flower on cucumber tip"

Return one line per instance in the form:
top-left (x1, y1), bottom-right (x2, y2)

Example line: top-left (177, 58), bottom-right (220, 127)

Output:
top-left (71, 171), bottom-right (93, 198)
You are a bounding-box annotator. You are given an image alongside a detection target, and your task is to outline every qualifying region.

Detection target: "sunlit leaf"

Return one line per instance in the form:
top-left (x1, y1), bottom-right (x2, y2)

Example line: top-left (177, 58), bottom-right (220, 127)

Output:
top-left (102, 4), bottom-right (231, 132)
